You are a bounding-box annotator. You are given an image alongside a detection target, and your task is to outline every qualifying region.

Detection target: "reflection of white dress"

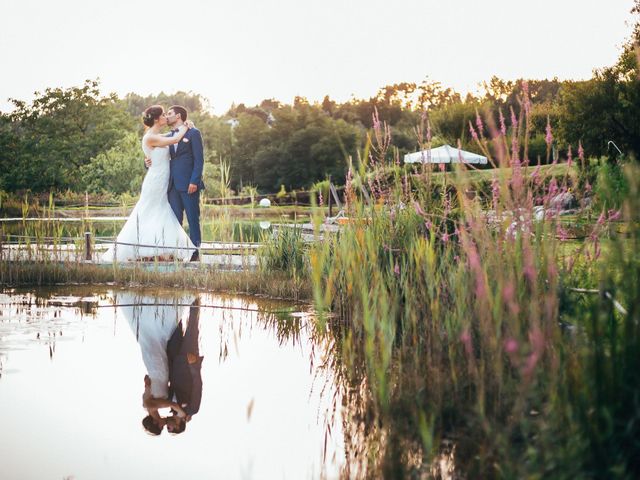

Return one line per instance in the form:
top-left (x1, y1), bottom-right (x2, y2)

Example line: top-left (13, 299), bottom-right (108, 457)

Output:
top-left (119, 293), bottom-right (193, 399)
top-left (100, 134), bottom-right (195, 262)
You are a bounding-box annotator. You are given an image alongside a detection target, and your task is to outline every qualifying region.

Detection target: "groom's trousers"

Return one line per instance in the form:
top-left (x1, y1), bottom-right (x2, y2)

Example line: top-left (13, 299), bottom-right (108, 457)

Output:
top-left (168, 186), bottom-right (201, 248)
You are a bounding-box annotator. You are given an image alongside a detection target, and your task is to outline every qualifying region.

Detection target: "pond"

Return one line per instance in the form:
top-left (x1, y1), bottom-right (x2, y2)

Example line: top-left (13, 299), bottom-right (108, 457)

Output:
top-left (0, 287), bottom-right (345, 479)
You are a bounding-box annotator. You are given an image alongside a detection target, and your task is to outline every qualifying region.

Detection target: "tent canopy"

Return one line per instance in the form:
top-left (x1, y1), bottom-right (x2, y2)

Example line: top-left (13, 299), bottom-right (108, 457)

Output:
top-left (404, 144), bottom-right (488, 165)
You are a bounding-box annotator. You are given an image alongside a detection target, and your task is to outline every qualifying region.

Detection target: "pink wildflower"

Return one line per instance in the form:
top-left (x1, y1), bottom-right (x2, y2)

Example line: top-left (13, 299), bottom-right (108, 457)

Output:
top-left (442, 232), bottom-right (449, 243)
top-left (510, 106), bottom-right (518, 130)
top-left (557, 225), bottom-right (569, 242)
top-left (502, 282), bottom-right (515, 303)
top-left (504, 338), bottom-right (519, 354)
top-left (475, 111), bottom-right (484, 137)
top-left (491, 177), bottom-right (500, 208)
top-left (460, 329), bottom-right (473, 357)
top-left (567, 145), bottom-right (573, 167)
top-left (607, 209), bottom-right (621, 222)
top-left (469, 121), bottom-right (478, 141)
top-left (394, 261), bottom-right (400, 276)
top-left (499, 109), bottom-right (507, 137)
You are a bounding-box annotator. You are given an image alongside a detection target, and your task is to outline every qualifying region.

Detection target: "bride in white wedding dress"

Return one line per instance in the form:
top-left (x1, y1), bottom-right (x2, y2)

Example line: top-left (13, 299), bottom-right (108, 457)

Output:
top-left (101, 105), bottom-right (196, 262)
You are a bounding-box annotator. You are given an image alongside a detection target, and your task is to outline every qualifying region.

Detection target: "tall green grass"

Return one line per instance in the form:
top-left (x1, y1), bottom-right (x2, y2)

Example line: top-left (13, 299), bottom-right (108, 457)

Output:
top-left (308, 98), bottom-right (639, 477)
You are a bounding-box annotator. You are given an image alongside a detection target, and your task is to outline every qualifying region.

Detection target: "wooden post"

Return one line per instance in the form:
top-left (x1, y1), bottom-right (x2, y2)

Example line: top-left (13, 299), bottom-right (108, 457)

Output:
top-left (85, 232), bottom-right (92, 261)
top-left (328, 177), bottom-right (333, 218)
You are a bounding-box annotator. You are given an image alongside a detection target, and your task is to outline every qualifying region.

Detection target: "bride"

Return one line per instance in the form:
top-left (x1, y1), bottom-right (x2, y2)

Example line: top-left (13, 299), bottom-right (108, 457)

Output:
top-left (101, 105), bottom-right (196, 262)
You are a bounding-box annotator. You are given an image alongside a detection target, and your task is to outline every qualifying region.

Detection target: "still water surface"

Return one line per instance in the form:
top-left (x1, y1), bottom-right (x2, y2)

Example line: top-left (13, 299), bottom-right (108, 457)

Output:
top-left (0, 287), bottom-right (344, 479)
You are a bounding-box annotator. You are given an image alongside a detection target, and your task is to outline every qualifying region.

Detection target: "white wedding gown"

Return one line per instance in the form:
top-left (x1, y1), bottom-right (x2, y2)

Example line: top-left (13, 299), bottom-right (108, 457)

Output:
top-left (118, 292), bottom-right (194, 399)
top-left (101, 133), bottom-right (195, 262)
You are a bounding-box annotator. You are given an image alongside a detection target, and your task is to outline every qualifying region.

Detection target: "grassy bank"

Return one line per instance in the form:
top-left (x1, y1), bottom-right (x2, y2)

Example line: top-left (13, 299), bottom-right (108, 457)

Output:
top-left (0, 261), bottom-right (311, 302)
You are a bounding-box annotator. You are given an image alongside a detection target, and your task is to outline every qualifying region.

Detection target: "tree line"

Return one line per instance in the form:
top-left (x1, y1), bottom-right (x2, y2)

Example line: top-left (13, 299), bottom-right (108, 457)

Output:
top-left (0, 18), bottom-right (638, 197)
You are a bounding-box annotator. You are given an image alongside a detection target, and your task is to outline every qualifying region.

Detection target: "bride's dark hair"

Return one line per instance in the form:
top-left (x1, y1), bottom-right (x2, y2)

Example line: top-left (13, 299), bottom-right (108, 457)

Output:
top-left (142, 105), bottom-right (164, 127)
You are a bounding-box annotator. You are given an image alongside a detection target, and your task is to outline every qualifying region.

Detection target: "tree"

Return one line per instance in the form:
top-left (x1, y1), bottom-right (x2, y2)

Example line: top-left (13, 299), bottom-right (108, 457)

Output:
top-left (5, 80), bottom-right (135, 191)
top-left (559, 37), bottom-right (640, 158)
top-left (77, 132), bottom-right (145, 195)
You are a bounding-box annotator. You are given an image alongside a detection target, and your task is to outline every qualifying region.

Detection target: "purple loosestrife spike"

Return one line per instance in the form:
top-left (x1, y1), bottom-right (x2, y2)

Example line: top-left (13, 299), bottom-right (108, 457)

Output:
top-left (510, 106), bottom-right (518, 130)
top-left (460, 330), bottom-right (473, 357)
top-left (567, 145), bottom-right (573, 167)
top-left (557, 225), bottom-right (569, 241)
top-left (499, 109), bottom-right (507, 137)
top-left (504, 338), bottom-right (518, 354)
top-left (578, 141), bottom-right (585, 163)
top-left (469, 121), bottom-right (479, 141)
top-left (607, 209), bottom-right (621, 221)
top-left (475, 110), bottom-right (484, 137)
top-left (492, 177), bottom-right (500, 209)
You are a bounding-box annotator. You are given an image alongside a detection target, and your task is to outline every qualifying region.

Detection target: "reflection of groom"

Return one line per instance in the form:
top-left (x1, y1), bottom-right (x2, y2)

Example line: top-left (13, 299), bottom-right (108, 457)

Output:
top-left (165, 298), bottom-right (203, 434)
top-left (149, 105), bottom-right (205, 262)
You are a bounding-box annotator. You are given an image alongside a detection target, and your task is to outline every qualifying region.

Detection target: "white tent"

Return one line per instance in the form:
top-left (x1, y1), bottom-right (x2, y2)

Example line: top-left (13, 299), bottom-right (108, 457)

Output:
top-left (404, 144), bottom-right (487, 165)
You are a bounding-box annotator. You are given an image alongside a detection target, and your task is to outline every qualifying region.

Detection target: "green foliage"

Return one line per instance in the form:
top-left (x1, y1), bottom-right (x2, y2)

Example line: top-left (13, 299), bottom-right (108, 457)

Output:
top-left (77, 132), bottom-right (145, 195)
top-left (258, 226), bottom-right (307, 275)
top-left (559, 38), bottom-right (640, 159)
top-left (1, 80), bottom-right (136, 192)
top-left (593, 160), bottom-right (630, 210)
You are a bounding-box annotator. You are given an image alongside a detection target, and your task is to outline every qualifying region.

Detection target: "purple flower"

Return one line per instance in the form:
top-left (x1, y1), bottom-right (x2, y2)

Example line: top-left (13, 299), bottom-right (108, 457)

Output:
top-left (504, 338), bottom-right (519, 354)
top-left (460, 329), bottom-right (473, 357)
top-left (469, 121), bottom-right (479, 141)
top-left (567, 145), bottom-right (573, 167)
top-left (475, 111), bottom-right (484, 136)
top-left (607, 209), bottom-right (621, 222)
top-left (394, 261), bottom-right (400, 276)
top-left (499, 109), bottom-right (507, 137)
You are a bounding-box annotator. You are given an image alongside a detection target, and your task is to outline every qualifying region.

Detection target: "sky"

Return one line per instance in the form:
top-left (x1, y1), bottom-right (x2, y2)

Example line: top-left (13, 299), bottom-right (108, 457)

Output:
top-left (1, 0), bottom-right (635, 114)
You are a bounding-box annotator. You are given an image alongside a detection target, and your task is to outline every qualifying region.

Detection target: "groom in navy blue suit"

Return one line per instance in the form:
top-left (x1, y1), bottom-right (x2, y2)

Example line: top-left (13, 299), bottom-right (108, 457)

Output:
top-left (165, 105), bottom-right (205, 261)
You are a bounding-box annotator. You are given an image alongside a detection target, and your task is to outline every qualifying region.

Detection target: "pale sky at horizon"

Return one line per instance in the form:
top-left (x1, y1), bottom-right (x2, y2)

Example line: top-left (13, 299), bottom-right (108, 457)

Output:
top-left (1, 0), bottom-right (635, 114)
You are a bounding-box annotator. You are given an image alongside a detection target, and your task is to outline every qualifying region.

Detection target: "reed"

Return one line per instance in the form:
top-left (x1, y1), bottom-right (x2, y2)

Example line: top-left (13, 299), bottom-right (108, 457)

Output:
top-left (308, 97), bottom-right (638, 477)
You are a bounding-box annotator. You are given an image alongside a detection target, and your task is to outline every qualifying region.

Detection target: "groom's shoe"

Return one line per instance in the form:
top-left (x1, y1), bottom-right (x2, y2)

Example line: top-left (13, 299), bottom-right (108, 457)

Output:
top-left (190, 251), bottom-right (200, 262)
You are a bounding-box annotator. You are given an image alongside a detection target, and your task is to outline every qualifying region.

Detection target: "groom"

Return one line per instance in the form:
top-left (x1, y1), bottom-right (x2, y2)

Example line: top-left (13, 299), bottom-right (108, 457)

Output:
top-left (146, 105), bottom-right (205, 261)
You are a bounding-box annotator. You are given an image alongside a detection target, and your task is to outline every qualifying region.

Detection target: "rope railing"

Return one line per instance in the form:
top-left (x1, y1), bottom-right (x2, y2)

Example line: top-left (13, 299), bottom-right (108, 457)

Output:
top-left (0, 231), bottom-right (262, 262)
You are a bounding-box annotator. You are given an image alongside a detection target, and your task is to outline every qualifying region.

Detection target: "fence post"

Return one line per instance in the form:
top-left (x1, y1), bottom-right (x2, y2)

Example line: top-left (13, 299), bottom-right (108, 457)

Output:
top-left (85, 232), bottom-right (92, 261)
top-left (328, 177), bottom-right (333, 218)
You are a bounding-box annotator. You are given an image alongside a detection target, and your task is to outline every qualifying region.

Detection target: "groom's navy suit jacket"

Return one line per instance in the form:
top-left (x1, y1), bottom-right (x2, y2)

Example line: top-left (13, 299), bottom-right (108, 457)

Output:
top-left (168, 127), bottom-right (205, 247)
top-left (167, 301), bottom-right (203, 416)
top-left (169, 127), bottom-right (205, 192)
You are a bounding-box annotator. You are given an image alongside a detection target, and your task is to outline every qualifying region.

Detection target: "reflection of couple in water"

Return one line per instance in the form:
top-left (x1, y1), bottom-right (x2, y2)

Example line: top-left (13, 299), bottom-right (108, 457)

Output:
top-left (119, 293), bottom-right (203, 436)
